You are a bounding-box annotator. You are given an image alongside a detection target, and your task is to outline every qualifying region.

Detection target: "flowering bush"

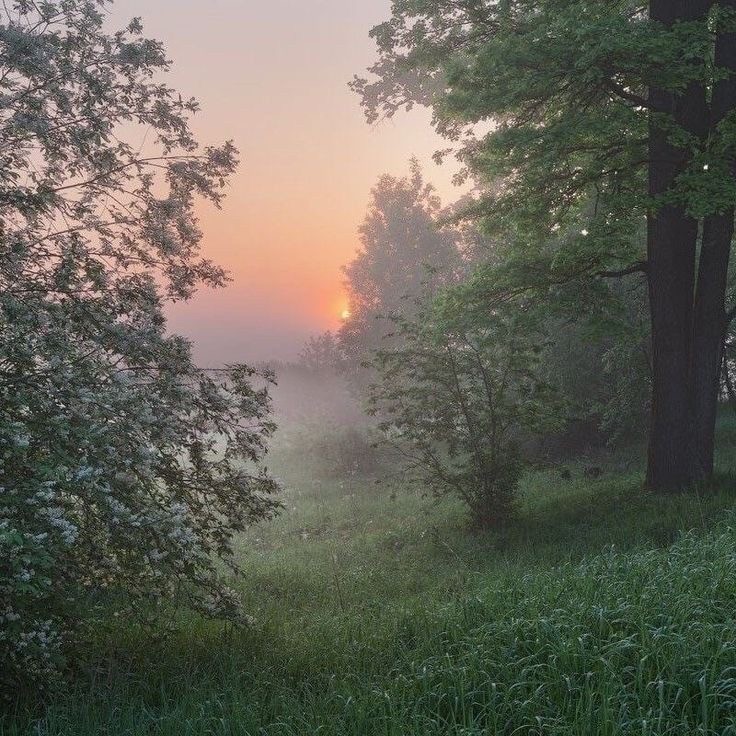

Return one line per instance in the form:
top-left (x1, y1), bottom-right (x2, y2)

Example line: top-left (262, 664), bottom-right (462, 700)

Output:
top-left (0, 1), bottom-right (279, 692)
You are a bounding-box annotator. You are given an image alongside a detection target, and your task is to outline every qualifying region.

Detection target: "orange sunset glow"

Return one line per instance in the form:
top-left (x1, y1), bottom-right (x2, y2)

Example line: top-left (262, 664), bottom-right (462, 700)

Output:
top-left (109, 0), bottom-right (461, 364)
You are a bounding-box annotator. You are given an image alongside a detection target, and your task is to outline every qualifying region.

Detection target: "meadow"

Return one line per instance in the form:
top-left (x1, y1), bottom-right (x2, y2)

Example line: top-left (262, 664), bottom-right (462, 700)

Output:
top-left (5, 419), bottom-right (736, 735)
top-left (5, 3), bottom-right (736, 733)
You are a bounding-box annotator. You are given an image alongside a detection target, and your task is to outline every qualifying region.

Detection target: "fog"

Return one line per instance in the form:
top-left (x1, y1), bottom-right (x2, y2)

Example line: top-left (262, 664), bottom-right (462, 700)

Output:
top-left (107, 0), bottom-right (463, 365)
top-left (6, 2), bottom-right (733, 729)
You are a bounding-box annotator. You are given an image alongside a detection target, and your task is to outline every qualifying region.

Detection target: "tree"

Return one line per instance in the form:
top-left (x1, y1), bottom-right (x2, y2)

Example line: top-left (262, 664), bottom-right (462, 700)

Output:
top-left (298, 331), bottom-right (343, 373)
top-left (339, 161), bottom-right (463, 382)
top-left (353, 0), bottom-right (736, 490)
top-left (368, 287), bottom-right (561, 527)
top-left (0, 1), bottom-right (279, 690)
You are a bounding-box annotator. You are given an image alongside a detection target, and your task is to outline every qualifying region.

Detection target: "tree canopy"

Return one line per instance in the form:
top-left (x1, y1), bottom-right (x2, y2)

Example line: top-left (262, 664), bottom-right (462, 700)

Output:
top-left (354, 0), bottom-right (736, 489)
top-left (339, 161), bottom-right (463, 373)
top-left (0, 0), bottom-right (279, 691)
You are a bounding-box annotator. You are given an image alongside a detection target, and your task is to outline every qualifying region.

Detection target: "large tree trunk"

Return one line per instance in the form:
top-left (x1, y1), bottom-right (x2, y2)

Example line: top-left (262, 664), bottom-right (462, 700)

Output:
top-left (646, 0), bottom-right (711, 491)
top-left (692, 0), bottom-right (736, 480)
top-left (693, 215), bottom-right (733, 477)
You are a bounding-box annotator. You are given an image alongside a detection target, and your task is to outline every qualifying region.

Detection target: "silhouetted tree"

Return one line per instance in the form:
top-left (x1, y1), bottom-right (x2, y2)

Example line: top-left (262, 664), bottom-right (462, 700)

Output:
top-left (340, 161), bottom-right (463, 382)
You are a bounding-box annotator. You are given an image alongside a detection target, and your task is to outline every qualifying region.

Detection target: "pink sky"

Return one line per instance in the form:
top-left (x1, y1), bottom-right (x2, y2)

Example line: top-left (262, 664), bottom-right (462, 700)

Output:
top-left (111, 0), bottom-right (460, 364)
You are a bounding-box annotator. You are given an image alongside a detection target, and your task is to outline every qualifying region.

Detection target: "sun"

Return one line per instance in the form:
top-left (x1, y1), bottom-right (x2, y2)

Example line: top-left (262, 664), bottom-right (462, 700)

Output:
top-left (340, 308), bottom-right (352, 321)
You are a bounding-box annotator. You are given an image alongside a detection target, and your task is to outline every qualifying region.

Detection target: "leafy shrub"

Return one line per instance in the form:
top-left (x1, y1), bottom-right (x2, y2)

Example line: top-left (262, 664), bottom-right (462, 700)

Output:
top-left (0, 526), bottom-right (61, 690)
top-left (369, 289), bottom-right (562, 527)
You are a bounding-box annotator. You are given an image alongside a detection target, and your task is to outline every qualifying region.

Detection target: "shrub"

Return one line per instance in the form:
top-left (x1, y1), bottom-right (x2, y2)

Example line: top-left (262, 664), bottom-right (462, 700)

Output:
top-left (0, 1), bottom-right (279, 693)
top-left (368, 289), bottom-right (562, 527)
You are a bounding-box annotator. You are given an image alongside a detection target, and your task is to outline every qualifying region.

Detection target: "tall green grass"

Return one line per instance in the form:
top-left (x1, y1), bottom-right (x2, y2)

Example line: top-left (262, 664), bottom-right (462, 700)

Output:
top-left (5, 441), bottom-right (736, 734)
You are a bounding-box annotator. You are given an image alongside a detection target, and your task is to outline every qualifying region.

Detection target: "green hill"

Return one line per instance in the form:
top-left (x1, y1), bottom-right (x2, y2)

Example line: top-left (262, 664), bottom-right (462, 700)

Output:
top-left (6, 426), bottom-right (736, 735)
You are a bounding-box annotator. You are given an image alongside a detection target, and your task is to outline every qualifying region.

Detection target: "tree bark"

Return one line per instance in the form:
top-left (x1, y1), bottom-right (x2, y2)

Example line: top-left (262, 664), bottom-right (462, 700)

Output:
top-left (692, 0), bottom-right (736, 480)
top-left (693, 215), bottom-right (733, 478)
top-left (646, 0), bottom-right (711, 491)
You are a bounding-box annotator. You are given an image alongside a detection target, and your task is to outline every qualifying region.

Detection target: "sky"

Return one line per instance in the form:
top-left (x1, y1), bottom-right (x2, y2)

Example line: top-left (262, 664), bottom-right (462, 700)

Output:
top-left (108, 0), bottom-right (462, 364)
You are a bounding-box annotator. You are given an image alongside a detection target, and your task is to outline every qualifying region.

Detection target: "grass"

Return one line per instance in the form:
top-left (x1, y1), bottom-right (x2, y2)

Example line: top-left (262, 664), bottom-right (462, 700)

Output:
top-left (4, 427), bottom-right (736, 735)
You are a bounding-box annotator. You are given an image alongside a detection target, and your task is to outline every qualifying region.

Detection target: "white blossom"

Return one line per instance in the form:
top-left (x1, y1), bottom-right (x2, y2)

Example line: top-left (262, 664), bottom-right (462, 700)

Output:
top-left (0, 0), bottom-right (280, 693)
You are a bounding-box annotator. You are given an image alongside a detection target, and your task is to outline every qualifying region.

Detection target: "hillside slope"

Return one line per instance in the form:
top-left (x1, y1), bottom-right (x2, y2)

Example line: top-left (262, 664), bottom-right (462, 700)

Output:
top-left (5, 435), bottom-right (736, 735)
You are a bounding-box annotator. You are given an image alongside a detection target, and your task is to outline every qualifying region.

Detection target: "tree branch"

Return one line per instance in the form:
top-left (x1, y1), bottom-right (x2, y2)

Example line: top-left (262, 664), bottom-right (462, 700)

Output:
top-left (597, 261), bottom-right (648, 279)
top-left (605, 81), bottom-right (650, 109)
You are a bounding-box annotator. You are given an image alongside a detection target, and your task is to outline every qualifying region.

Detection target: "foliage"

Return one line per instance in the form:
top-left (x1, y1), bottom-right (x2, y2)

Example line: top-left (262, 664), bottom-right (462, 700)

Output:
top-left (353, 2), bottom-right (657, 461)
top-left (5, 451), bottom-right (736, 734)
top-left (339, 161), bottom-right (464, 386)
top-left (368, 286), bottom-right (562, 527)
top-left (353, 1), bottom-right (736, 231)
top-left (353, 1), bottom-right (650, 262)
top-left (353, 1), bottom-right (736, 486)
top-left (0, 0), bottom-right (279, 692)
top-left (596, 283), bottom-right (652, 444)
top-left (538, 278), bottom-right (652, 451)
top-left (297, 332), bottom-right (343, 374)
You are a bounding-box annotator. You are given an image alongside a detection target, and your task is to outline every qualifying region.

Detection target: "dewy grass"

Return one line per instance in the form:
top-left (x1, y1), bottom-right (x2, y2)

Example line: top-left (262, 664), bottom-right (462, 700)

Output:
top-left (5, 452), bottom-right (736, 735)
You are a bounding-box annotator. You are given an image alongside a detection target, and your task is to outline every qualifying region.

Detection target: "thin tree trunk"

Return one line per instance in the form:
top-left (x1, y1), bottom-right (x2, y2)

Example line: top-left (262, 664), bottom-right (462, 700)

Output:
top-left (646, 0), bottom-right (711, 491)
top-left (724, 346), bottom-right (736, 407)
top-left (692, 0), bottom-right (736, 480)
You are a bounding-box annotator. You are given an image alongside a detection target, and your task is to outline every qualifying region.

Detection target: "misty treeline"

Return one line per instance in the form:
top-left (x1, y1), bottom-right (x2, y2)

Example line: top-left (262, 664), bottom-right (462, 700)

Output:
top-left (296, 0), bottom-right (736, 524)
top-left (4, 0), bottom-right (736, 701)
top-left (292, 161), bottom-right (649, 527)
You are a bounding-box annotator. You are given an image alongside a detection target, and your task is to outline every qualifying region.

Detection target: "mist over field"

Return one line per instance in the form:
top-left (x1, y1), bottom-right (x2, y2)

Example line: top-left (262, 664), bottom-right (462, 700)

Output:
top-left (4, 2), bottom-right (736, 735)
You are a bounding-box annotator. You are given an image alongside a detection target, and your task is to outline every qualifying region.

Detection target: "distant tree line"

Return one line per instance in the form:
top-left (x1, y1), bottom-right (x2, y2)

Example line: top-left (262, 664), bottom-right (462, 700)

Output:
top-left (302, 0), bottom-right (736, 525)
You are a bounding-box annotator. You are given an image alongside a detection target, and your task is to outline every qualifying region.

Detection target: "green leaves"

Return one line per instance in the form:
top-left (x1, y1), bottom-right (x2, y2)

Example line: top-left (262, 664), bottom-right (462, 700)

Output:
top-left (369, 284), bottom-right (563, 528)
top-left (0, 0), bottom-right (279, 694)
top-left (355, 0), bottom-right (736, 279)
